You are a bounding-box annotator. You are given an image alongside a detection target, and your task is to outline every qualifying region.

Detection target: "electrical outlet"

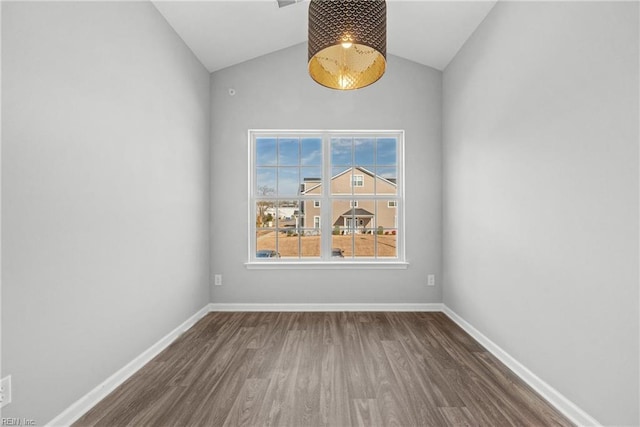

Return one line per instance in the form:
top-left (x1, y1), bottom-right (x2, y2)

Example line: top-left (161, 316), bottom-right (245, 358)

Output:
top-left (427, 274), bottom-right (435, 286)
top-left (1, 375), bottom-right (12, 408)
top-left (214, 274), bottom-right (223, 286)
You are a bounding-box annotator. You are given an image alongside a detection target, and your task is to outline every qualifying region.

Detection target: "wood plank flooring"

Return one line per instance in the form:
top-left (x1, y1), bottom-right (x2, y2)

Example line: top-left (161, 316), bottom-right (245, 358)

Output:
top-left (74, 312), bottom-right (574, 427)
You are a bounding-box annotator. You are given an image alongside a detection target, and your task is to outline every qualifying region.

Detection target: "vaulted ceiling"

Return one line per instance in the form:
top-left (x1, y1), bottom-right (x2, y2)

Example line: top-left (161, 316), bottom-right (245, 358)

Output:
top-left (153, 0), bottom-right (497, 73)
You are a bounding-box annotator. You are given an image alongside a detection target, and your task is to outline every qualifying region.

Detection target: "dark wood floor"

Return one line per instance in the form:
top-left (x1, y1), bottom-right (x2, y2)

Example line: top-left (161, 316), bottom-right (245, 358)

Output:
top-left (74, 312), bottom-right (573, 427)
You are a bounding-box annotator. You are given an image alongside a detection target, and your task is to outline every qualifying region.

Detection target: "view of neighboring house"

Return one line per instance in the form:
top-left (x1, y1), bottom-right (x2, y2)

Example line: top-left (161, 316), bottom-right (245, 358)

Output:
top-left (263, 206), bottom-right (297, 220)
top-left (300, 166), bottom-right (397, 233)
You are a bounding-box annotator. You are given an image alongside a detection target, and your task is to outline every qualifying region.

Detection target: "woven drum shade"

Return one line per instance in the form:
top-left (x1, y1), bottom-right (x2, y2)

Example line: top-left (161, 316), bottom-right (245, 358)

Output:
top-left (308, 0), bottom-right (386, 90)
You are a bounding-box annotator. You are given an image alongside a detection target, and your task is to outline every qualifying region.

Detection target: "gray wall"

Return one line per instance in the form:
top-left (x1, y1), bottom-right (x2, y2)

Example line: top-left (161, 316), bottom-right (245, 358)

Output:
top-left (1, 2), bottom-right (210, 422)
top-left (442, 2), bottom-right (639, 425)
top-left (211, 43), bottom-right (442, 304)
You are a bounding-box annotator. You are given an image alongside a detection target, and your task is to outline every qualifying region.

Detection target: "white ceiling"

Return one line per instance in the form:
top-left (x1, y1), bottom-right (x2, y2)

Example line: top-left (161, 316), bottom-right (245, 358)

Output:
top-left (153, 0), bottom-right (497, 73)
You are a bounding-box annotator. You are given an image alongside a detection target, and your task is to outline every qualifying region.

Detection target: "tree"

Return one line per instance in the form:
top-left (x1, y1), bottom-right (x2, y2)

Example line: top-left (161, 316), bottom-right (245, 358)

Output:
top-left (256, 185), bottom-right (275, 227)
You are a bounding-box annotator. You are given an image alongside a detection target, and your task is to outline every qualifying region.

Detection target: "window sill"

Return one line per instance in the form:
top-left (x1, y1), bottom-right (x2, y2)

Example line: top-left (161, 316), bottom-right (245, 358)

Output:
top-left (245, 261), bottom-right (409, 270)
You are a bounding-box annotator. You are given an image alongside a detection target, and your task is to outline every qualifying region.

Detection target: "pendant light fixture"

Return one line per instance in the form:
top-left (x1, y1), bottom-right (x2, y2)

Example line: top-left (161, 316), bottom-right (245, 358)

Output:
top-left (308, 0), bottom-right (387, 90)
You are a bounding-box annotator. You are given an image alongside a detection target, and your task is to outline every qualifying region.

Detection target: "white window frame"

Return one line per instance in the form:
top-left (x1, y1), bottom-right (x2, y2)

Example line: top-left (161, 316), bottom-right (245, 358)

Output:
top-left (388, 200), bottom-right (397, 208)
top-left (314, 216), bottom-right (321, 229)
top-left (351, 174), bottom-right (364, 187)
top-left (247, 130), bottom-right (407, 269)
top-left (350, 200), bottom-right (359, 208)
top-left (314, 200), bottom-right (321, 208)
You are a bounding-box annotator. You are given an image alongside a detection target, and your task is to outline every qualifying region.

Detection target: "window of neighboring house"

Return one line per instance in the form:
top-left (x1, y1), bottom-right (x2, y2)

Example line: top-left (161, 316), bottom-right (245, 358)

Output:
top-left (352, 175), bottom-right (364, 187)
top-left (249, 130), bottom-right (405, 266)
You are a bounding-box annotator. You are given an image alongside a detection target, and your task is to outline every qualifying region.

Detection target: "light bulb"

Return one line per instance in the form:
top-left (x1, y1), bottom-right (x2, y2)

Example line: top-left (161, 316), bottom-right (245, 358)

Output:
top-left (341, 34), bottom-right (353, 49)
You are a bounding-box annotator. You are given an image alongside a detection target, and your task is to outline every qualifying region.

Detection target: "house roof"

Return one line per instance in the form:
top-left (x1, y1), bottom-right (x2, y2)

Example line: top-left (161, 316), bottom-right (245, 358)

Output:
top-left (340, 208), bottom-right (375, 218)
top-left (301, 166), bottom-right (396, 194)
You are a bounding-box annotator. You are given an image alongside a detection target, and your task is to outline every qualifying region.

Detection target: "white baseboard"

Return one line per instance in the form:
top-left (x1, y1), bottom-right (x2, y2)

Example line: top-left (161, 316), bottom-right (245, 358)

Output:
top-left (442, 305), bottom-right (601, 427)
top-left (46, 303), bottom-right (213, 427)
top-left (208, 303), bottom-right (444, 312)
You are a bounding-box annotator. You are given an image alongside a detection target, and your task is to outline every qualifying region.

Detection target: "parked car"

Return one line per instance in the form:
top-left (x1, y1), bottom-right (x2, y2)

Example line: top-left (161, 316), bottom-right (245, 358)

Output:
top-left (256, 250), bottom-right (280, 258)
top-left (331, 248), bottom-right (344, 258)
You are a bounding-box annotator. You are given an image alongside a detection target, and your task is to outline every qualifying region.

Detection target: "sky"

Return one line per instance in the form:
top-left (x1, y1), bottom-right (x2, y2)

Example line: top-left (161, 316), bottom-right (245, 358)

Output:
top-left (255, 136), bottom-right (398, 197)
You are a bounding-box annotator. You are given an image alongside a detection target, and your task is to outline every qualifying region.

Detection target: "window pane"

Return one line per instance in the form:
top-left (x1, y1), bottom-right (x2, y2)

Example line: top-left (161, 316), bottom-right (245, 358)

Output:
top-left (277, 200), bottom-right (300, 225)
top-left (331, 166), bottom-right (351, 195)
top-left (376, 229), bottom-right (397, 258)
top-left (301, 138), bottom-right (322, 166)
top-left (279, 138), bottom-right (299, 166)
top-left (354, 138), bottom-right (375, 165)
top-left (256, 201), bottom-right (277, 228)
top-left (277, 200), bottom-right (300, 258)
top-left (355, 200), bottom-right (376, 233)
top-left (376, 138), bottom-right (397, 165)
top-left (256, 231), bottom-right (280, 258)
top-left (300, 199), bottom-right (320, 229)
top-left (354, 233), bottom-right (376, 257)
top-left (300, 167), bottom-right (322, 195)
top-left (278, 167), bottom-right (299, 195)
top-left (332, 199), bottom-right (351, 229)
top-left (376, 200), bottom-right (396, 230)
top-left (352, 199), bottom-right (375, 258)
top-left (352, 172), bottom-right (367, 194)
top-left (331, 200), bottom-right (352, 258)
top-left (279, 229), bottom-right (300, 258)
top-left (256, 138), bottom-right (277, 166)
top-left (331, 138), bottom-right (352, 166)
top-left (376, 167), bottom-right (397, 195)
top-left (331, 233), bottom-right (350, 259)
top-left (375, 200), bottom-right (397, 257)
top-left (331, 199), bottom-right (376, 258)
top-left (300, 228), bottom-right (321, 258)
top-left (256, 168), bottom-right (276, 196)
top-left (256, 201), bottom-right (278, 259)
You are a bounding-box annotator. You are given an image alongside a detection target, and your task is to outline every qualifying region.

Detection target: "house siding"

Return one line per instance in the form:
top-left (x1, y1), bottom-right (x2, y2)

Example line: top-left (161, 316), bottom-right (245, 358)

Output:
top-left (301, 167), bottom-right (397, 232)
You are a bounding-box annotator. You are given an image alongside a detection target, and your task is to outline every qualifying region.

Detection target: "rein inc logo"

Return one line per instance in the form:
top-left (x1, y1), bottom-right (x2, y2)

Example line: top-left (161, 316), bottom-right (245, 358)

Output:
top-left (1, 419), bottom-right (36, 426)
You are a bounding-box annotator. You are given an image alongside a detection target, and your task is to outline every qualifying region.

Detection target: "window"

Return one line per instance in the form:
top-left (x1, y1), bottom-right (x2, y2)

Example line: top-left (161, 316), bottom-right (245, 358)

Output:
top-left (249, 130), bottom-right (404, 266)
top-left (352, 175), bottom-right (364, 187)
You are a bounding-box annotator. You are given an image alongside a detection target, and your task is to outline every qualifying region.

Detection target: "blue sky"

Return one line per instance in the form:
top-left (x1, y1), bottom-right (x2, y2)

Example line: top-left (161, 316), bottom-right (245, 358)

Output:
top-left (256, 138), bottom-right (323, 167)
top-left (256, 137), bottom-right (397, 196)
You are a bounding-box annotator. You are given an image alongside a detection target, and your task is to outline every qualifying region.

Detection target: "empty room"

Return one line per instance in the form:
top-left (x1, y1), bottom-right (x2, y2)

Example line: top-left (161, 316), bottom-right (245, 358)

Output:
top-left (1, 0), bottom-right (638, 426)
